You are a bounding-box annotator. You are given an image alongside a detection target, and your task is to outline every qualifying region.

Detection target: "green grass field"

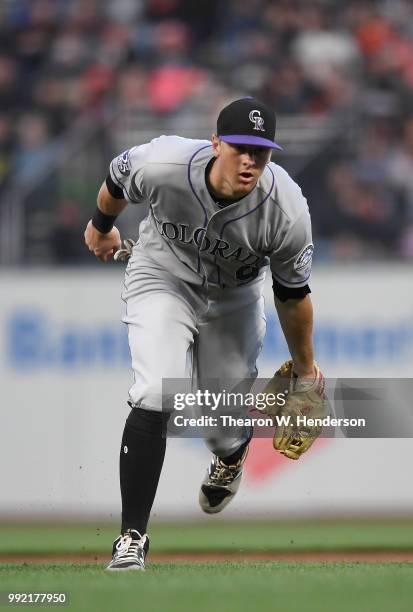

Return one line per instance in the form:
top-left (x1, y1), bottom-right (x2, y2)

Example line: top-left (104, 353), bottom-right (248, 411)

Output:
top-left (2, 520), bottom-right (413, 555)
top-left (1, 521), bottom-right (413, 612)
top-left (2, 562), bottom-right (413, 612)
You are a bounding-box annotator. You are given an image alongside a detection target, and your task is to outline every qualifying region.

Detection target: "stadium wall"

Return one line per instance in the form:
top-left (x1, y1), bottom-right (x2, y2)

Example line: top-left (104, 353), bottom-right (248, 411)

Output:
top-left (1, 266), bottom-right (412, 519)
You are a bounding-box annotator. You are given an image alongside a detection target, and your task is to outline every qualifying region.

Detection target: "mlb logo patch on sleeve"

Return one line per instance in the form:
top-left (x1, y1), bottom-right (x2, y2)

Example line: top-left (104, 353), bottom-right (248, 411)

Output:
top-left (294, 244), bottom-right (314, 271)
top-left (117, 150), bottom-right (131, 176)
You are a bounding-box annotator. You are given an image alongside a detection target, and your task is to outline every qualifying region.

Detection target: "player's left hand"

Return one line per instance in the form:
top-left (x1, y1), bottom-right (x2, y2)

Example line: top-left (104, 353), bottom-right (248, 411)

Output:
top-left (257, 360), bottom-right (326, 460)
top-left (84, 220), bottom-right (121, 262)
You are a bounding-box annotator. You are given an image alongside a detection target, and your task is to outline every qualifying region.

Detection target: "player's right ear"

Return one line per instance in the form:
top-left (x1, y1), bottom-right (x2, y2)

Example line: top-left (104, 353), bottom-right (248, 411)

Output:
top-left (211, 133), bottom-right (221, 157)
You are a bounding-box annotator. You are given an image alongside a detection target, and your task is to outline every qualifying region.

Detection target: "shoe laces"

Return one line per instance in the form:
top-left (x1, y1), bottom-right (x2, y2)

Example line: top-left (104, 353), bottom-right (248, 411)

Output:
top-left (209, 452), bottom-right (246, 485)
top-left (115, 530), bottom-right (146, 556)
top-left (209, 446), bottom-right (249, 485)
top-left (116, 533), bottom-right (132, 554)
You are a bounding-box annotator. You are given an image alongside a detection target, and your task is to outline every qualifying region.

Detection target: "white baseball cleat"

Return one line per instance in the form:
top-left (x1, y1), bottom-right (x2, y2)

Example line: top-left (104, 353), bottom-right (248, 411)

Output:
top-left (199, 446), bottom-right (249, 514)
top-left (106, 529), bottom-right (149, 571)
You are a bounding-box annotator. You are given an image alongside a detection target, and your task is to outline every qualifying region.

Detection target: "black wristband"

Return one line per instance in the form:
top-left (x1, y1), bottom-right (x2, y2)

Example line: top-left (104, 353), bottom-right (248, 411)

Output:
top-left (91, 207), bottom-right (118, 234)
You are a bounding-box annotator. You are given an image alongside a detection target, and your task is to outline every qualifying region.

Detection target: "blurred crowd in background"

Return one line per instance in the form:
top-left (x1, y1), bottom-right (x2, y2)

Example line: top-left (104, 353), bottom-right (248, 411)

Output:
top-left (2, 0), bottom-right (413, 264)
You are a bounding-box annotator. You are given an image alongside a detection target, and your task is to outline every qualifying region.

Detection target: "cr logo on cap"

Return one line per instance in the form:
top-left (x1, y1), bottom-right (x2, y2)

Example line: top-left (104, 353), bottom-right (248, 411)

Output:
top-left (249, 109), bottom-right (265, 132)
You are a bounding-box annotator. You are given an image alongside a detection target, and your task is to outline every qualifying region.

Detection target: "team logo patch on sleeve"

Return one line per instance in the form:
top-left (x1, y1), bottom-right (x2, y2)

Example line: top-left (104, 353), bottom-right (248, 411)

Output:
top-left (294, 243), bottom-right (314, 271)
top-left (117, 150), bottom-right (131, 176)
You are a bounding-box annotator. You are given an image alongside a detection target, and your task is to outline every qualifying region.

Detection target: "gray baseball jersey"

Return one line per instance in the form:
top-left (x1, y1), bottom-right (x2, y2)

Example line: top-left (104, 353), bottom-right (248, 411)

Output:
top-left (109, 136), bottom-right (313, 290)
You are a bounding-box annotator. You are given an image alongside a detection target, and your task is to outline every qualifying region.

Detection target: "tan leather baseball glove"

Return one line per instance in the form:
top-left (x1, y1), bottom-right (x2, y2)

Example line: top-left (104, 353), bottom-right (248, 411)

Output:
top-left (258, 360), bottom-right (326, 460)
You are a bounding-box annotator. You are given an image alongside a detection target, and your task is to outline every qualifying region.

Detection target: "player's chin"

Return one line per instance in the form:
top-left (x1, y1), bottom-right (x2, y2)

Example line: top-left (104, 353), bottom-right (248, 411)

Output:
top-left (236, 177), bottom-right (257, 194)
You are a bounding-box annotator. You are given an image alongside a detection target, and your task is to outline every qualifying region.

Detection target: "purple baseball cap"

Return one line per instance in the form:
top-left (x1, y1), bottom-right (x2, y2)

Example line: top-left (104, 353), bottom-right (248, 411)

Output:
top-left (217, 97), bottom-right (282, 150)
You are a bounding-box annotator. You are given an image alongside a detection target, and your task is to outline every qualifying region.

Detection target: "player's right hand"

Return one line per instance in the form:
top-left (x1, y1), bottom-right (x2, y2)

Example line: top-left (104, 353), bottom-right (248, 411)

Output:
top-left (84, 220), bottom-right (121, 262)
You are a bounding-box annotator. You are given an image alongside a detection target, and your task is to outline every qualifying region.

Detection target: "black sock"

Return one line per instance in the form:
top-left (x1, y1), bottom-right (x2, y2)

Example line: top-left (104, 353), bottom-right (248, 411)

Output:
top-left (120, 407), bottom-right (167, 534)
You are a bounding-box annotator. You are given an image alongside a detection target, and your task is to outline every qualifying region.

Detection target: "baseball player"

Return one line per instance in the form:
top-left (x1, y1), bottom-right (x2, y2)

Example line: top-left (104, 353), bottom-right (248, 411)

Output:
top-left (84, 97), bottom-right (324, 571)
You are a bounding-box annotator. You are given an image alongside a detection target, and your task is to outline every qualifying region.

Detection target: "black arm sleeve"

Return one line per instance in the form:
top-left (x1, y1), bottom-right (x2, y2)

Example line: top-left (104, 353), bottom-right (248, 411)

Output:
top-left (106, 174), bottom-right (125, 199)
top-left (272, 277), bottom-right (311, 302)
